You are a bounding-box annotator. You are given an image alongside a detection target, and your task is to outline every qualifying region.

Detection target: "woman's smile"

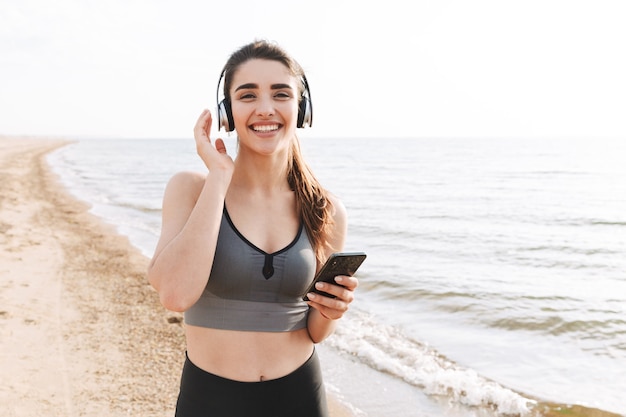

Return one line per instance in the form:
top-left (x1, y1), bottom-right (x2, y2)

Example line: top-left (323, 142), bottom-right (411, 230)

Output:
top-left (250, 123), bottom-right (281, 133)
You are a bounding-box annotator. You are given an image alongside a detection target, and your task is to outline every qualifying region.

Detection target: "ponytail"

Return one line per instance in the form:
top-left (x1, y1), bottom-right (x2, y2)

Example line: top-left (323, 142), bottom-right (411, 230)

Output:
top-left (287, 138), bottom-right (334, 264)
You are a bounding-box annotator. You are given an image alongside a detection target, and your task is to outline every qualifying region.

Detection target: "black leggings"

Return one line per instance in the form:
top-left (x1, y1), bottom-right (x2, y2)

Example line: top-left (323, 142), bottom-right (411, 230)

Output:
top-left (175, 349), bottom-right (329, 417)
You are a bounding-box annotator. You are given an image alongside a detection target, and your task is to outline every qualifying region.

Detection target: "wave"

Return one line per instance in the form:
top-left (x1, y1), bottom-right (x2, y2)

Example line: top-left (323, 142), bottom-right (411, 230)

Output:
top-left (589, 220), bottom-right (626, 227)
top-left (328, 310), bottom-right (535, 416)
top-left (328, 310), bottom-right (626, 416)
top-left (111, 200), bottom-right (163, 214)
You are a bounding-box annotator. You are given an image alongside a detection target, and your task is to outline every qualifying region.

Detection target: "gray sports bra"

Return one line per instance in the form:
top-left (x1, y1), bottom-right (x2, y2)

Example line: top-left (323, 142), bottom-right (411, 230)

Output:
top-left (184, 207), bottom-right (316, 332)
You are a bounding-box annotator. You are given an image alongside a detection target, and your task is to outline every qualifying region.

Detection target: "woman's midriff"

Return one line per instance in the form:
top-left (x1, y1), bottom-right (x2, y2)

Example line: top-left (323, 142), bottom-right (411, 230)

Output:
top-left (185, 325), bottom-right (315, 382)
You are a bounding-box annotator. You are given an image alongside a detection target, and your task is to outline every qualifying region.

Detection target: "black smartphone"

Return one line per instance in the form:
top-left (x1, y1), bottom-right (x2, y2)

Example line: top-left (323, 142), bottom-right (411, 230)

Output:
top-left (303, 252), bottom-right (367, 301)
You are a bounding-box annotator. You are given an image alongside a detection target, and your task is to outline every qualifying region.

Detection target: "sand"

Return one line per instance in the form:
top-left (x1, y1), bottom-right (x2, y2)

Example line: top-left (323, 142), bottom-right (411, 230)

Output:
top-left (0, 137), bottom-right (353, 417)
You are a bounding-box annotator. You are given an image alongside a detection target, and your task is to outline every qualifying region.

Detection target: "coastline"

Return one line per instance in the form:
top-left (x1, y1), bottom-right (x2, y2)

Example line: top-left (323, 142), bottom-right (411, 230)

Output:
top-left (0, 136), bottom-right (353, 417)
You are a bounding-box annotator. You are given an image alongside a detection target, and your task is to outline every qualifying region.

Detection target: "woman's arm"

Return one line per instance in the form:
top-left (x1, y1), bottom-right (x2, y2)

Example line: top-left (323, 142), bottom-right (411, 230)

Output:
top-left (147, 110), bottom-right (234, 312)
top-left (305, 196), bottom-right (359, 343)
top-left (147, 170), bottom-right (230, 311)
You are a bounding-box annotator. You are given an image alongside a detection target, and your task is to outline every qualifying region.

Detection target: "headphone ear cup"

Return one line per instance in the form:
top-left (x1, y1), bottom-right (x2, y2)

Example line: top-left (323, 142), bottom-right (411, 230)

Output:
top-left (297, 97), bottom-right (312, 128)
top-left (218, 99), bottom-right (235, 132)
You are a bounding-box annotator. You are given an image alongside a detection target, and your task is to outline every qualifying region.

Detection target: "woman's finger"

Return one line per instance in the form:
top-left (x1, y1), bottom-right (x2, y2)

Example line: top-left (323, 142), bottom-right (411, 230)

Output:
top-left (194, 109), bottom-right (212, 140)
top-left (215, 138), bottom-right (227, 154)
top-left (335, 275), bottom-right (359, 291)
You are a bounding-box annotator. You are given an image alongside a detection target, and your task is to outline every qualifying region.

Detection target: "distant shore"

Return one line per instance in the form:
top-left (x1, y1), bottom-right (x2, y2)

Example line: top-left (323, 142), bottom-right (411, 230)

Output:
top-left (0, 136), bottom-right (354, 416)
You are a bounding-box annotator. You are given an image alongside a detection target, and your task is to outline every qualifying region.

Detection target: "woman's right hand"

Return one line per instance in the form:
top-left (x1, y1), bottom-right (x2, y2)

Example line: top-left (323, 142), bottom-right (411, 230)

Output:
top-left (193, 109), bottom-right (234, 175)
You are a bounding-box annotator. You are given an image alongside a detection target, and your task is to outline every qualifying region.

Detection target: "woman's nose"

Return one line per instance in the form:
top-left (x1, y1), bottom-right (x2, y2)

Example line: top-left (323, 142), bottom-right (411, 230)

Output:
top-left (256, 95), bottom-right (275, 116)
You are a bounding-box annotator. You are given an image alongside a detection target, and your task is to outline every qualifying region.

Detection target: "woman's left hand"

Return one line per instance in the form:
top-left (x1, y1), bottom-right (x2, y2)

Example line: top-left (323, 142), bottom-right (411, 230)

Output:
top-left (305, 275), bottom-right (359, 320)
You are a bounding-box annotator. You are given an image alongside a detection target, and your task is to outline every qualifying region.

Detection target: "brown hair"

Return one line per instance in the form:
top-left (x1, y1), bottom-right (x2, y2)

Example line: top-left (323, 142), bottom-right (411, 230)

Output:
top-left (221, 40), bottom-right (334, 263)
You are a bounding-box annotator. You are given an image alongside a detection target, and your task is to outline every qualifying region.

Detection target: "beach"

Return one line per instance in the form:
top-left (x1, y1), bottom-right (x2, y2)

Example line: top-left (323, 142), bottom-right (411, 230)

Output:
top-left (3, 136), bottom-right (625, 417)
top-left (0, 137), bottom-right (353, 417)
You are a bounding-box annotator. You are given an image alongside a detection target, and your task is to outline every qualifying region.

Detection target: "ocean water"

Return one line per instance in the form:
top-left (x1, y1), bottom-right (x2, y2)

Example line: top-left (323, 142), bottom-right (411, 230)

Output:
top-left (47, 136), bottom-right (626, 417)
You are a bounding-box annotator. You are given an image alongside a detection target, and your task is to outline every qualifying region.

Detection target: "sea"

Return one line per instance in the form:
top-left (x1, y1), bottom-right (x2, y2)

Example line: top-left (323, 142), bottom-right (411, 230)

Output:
top-left (47, 136), bottom-right (626, 417)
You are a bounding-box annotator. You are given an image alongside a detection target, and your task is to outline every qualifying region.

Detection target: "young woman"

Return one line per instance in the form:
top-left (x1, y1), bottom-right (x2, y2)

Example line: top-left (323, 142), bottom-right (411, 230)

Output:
top-left (147, 40), bottom-right (358, 417)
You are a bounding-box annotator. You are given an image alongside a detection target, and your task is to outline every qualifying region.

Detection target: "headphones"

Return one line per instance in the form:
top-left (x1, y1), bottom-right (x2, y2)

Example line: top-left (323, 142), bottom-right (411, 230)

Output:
top-left (216, 68), bottom-right (313, 132)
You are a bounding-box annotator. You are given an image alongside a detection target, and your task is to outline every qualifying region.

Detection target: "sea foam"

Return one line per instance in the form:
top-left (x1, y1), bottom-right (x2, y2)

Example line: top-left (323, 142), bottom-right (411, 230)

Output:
top-left (327, 310), bottom-right (535, 416)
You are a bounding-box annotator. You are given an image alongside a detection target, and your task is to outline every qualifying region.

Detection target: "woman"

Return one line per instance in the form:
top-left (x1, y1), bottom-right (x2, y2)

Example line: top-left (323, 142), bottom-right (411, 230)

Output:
top-left (147, 40), bottom-right (358, 417)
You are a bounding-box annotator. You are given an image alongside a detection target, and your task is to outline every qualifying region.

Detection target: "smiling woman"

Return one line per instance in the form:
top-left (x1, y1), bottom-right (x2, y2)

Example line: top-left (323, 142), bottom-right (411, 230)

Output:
top-left (146, 40), bottom-right (358, 417)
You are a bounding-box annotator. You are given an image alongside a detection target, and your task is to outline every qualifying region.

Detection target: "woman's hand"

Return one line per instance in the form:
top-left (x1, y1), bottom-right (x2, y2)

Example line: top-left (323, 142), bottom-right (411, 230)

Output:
top-left (193, 109), bottom-right (234, 175)
top-left (305, 275), bottom-right (359, 320)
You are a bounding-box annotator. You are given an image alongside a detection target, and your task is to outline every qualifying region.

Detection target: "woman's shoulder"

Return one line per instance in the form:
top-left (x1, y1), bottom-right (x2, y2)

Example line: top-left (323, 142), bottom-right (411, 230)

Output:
top-left (163, 171), bottom-right (206, 201)
top-left (328, 192), bottom-right (347, 227)
top-left (168, 170), bottom-right (206, 185)
top-left (323, 192), bottom-right (347, 254)
top-left (328, 192), bottom-right (346, 215)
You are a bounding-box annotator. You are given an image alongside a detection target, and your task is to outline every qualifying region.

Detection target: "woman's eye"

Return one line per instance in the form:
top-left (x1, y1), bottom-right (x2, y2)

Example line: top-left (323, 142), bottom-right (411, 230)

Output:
top-left (240, 93), bottom-right (256, 99)
top-left (275, 92), bottom-right (291, 99)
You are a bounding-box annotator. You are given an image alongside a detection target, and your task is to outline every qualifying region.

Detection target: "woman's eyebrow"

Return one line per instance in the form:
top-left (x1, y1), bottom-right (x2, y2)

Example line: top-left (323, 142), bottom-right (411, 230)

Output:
top-left (271, 83), bottom-right (292, 90)
top-left (234, 83), bottom-right (293, 92)
top-left (235, 83), bottom-right (258, 92)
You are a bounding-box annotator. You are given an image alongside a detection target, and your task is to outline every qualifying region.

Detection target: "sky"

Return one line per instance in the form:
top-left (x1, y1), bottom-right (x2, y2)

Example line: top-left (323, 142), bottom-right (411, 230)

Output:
top-left (1, 0), bottom-right (625, 140)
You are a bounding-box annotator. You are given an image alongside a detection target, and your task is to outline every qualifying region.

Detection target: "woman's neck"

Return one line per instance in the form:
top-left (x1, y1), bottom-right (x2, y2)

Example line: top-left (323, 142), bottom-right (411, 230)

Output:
top-left (231, 151), bottom-right (291, 194)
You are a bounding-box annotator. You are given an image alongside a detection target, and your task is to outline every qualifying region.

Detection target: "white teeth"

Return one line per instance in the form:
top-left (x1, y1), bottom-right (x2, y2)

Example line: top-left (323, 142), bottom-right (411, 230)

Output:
top-left (253, 124), bottom-right (279, 132)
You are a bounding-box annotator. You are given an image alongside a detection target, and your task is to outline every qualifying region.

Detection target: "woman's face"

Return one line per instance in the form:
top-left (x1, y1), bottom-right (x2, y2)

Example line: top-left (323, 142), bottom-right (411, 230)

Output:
top-left (229, 59), bottom-right (300, 156)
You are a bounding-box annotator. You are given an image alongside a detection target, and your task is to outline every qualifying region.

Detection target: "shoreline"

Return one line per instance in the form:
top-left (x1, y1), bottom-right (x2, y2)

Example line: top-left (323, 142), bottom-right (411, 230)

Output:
top-left (0, 136), bottom-right (354, 416)
top-left (3, 136), bottom-right (622, 417)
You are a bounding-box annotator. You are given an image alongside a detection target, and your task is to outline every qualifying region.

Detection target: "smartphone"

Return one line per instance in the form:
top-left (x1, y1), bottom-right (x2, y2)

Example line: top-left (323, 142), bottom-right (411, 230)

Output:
top-left (303, 252), bottom-right (367, 301)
